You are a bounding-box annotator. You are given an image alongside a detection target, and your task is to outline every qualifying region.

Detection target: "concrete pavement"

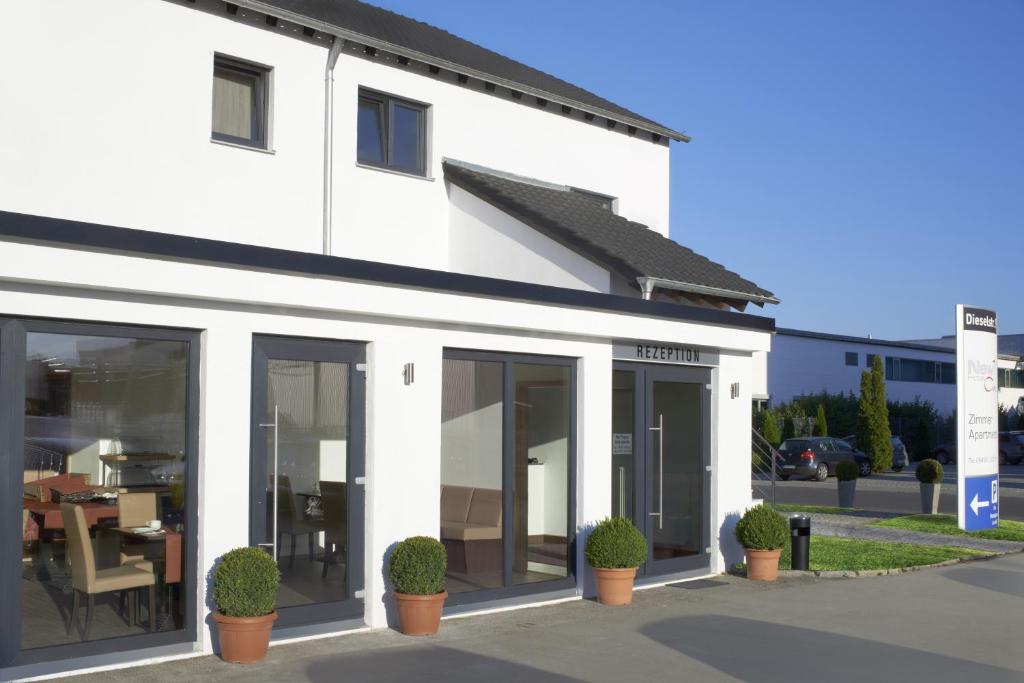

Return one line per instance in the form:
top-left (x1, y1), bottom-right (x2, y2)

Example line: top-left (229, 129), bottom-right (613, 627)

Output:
top-left (63, 553), bottom-right (1024, 683)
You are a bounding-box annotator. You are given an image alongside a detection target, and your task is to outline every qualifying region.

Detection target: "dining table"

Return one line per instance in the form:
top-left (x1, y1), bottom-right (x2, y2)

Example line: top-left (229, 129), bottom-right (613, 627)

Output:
top-left (22, 499), bottom-right (119, 542)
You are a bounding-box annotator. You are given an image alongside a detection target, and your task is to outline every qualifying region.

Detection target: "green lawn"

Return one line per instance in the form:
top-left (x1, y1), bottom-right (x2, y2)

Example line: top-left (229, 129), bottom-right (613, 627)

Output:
top-left (776, 536), bottom-right (987, 571)
top-left (870, 514), bottom-right (1024, 542)
top-left (775, 503), bottom-right (859, 515)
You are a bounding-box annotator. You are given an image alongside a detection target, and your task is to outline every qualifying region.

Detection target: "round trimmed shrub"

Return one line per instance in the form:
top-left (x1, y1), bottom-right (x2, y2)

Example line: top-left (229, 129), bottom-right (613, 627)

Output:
top-left (213, 547), bottom-right (280, 617)
top-left (584, 517), bottom-right (647, 569)
top-left (835, 460), bottom-right (859, 482)
top-left (389, 536), bottom-right (447, 595)
top-left (916, 458), bottom-right (943, 484)
top-left (734, 505), bottom-right (788, 551)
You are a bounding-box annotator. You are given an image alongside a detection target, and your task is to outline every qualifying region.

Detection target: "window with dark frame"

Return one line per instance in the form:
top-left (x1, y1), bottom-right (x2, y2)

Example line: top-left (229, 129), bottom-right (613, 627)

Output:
top-left (357, 89), bottom-right (428, 175)
top-left (212, 55), bottom-right (270, 149)
top-left (844, 352), bottom-right (858, 366)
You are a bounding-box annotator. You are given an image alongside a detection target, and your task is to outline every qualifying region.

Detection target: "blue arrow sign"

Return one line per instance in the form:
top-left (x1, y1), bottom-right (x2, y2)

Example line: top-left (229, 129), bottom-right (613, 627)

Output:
top-left (963, 475), bottom-right (999, 531)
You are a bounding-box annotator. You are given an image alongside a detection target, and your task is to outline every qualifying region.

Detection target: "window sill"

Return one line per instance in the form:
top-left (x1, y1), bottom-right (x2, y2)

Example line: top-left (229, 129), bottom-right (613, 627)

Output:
top-left (356, 162), bottom-right (434, 181)
top-left (210, 138), bottom-right (276, 155)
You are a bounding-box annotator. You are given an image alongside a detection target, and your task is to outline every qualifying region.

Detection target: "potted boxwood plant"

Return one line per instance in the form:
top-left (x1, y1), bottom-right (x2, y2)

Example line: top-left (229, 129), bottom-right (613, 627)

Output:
top-left (389, 536), bottom-right (447, 635)
top-left (584, 517), bottom-right (647, 606)
top-left (836, 460), bottom-right (859, 508)
top-left (917, 458), bottom-right (943, 514)
top-left (212, 547), bottom-right (280, 663)
top-left (735, 504), bottom-right (788, 581)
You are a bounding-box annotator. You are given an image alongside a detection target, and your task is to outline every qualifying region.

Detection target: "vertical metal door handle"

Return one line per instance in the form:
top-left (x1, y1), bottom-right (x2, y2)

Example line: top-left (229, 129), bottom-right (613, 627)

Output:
top-left (258, 404), bottom-right (280, 562)
top-left (618, 466), bottom-right (626, 517)
top-left (648, 413), bottom-right (664, 530)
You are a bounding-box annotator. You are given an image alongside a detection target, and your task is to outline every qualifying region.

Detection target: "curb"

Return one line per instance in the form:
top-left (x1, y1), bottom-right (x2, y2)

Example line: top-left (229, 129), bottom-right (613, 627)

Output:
top-left (776, 548), bottom-right (1018, 579)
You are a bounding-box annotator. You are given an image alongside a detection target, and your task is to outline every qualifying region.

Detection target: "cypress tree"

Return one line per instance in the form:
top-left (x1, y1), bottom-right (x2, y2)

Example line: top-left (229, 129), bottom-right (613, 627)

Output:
top-left (869, 355), bottom-right (894, 472)
top-left (782, 414), bottom-right (796, 441)
top-left (762, 410), bottom-right (782, 448)
top-left (812, 404), bottom-right (829, 437)
top-left (856, 371), bottom-right (873, 459)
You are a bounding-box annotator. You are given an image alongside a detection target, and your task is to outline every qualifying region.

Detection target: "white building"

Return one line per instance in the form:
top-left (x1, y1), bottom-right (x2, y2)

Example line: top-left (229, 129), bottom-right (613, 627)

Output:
top-left (769, 329), bottom-right (1024, 416)
top-left (0, 1), bottom-right (778, 679)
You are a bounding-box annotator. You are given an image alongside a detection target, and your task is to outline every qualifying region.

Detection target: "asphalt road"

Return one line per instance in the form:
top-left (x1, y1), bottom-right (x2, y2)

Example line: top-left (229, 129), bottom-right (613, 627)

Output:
top-left (755, 463), bottom-right (1024, 520)
top-left (64, 554), bottom-right (1024, 682)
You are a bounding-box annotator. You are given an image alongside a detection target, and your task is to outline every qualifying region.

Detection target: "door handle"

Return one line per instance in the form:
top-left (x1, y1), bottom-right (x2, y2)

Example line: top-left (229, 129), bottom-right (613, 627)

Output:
top-left (648, 413), bottom-right (664, 530)
top-left (258, 404), bottom-right (279, 562)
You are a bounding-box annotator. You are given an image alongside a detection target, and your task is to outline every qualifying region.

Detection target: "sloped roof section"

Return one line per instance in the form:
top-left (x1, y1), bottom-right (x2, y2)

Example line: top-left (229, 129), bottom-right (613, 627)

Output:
top-left (247, 0), bottom-right (687, 140)
top-left (444, 161), bottom-right (777, 308)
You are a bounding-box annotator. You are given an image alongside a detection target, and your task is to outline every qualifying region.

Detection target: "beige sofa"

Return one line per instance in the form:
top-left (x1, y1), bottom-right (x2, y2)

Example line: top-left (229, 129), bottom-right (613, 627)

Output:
top-left (440, 485), bottom-right (502, 574)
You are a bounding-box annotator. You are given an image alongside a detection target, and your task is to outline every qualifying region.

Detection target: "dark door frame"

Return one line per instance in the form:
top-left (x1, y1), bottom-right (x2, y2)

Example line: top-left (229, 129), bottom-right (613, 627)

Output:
top-left (249, 335), bottom-right (366, 627)
top-left (1, 316), bottom-right (200, 669)
top-left (613, 361), bottom-right (712, 578)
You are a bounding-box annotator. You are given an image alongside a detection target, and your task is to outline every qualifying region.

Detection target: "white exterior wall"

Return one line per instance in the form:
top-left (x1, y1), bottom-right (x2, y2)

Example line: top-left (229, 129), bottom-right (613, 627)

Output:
top-left (0, 239), bottom-right (768, 659)
top-left (447, 185), bottom-right (611, 292)
top-left (1, 1), bottom-right (670, 277)
top-left (769, 334), bottom-right (1024, 416)
top-left (0, 0), bottom-right (327, 252)
top-left (769, 334), bottom-right (957, 414)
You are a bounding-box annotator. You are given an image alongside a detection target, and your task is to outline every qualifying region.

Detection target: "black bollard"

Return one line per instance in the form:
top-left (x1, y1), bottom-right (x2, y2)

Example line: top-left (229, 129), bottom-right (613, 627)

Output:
top-left (789, 515), bottom-right (810, 571)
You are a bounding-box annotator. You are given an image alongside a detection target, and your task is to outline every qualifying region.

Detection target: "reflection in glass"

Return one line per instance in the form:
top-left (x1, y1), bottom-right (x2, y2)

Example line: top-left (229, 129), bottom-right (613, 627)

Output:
top-left (611, 370), bottom-right (635, 520)
top-left (651, 381), bottom-right (702, 560)
top-left (390, 103), bottom-right (422, 172)
top-left (513, 364), bottom-right (569, 585)
top-left (21, 333), bottom-right (188, 649)
top-left (265, 360), bottom-right (349, 608)
top-left (439, 360), bottom-right (503, 594)
top-left (357, 97), bottom-right (385, 164)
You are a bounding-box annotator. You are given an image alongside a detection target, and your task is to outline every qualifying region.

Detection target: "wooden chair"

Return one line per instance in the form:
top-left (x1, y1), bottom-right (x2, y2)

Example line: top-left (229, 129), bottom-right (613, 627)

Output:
top-left (61, 503), bottom-right (156, 640)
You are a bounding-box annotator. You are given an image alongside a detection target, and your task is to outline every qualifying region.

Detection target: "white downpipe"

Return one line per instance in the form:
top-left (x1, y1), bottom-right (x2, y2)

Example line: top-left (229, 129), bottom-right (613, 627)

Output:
top-left (322, 37), bottom-right (343, 255)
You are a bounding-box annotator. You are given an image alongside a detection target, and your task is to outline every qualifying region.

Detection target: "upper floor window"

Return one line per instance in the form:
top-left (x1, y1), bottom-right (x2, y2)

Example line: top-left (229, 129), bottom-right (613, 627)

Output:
top-left (212, 55), bottom-right (270, 149)
top-left (844, 352), bottom-right (858, 366)
top-left (357, 89), bottom-right (428, 176)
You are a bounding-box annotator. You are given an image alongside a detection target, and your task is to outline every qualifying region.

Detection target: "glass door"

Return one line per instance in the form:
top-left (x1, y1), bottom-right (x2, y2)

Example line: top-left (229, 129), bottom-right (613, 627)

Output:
top-left (250, 336), bottom-right (365, 626)
top-left (612, 363), bottom-right (710, 577)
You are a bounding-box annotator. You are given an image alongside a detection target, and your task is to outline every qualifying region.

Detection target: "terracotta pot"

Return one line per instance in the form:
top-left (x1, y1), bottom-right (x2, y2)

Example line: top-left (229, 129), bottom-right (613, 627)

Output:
top-left (394, 591), bottom-right (447, 635)
top-left (745, 549), bottom-right (782, 581)
top-left (213, 610), bottom-right (277, 663)
top-left (594, 567), bottom-right (638, 605)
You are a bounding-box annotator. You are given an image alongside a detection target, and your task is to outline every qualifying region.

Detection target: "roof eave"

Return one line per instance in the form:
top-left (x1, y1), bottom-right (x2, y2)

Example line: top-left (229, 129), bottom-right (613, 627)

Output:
top-left (235, 0), bottom-right (691, 142)
top-left (638, 276), bottom-right (780, 306)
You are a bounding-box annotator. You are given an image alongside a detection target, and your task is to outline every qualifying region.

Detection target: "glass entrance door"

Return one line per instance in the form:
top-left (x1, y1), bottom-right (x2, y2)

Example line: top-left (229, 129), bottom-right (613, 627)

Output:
top-left (250, 336), bottom-right (365, 626)
top-left (612, 364), bottom-right (710, 577)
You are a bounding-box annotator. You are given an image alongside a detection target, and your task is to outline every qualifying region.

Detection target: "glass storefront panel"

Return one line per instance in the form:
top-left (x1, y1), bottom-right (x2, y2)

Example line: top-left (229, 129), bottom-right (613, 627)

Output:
top-left (439, 359), bottom-right (504, 594)
top-left (512, 363), bottom-right (569, 585)
top-left (264, 359), bottom-right (349, 609)
top-left (611, 370), bottom-right (636, 520)
top-left (21, 332), bottom-right (189, 649)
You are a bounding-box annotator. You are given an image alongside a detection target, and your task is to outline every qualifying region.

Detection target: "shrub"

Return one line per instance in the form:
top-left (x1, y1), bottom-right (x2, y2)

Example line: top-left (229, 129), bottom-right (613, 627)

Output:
top-left (734, 505), bottom-right (788, 551)
top-left (761, 410), bottom-right (782, 448)
top-left (812, 404), bottom-right (829, 436)
top-left (389, 536), bottom-right (446, 595)
top-left (584, 517), bottom-right (647, 568)
top-left (213, 547), bottom-right (280, 617)
top-left (916, 458), bottom-right (943, 484)
top-left (835, 460), bottom-right (859, 482)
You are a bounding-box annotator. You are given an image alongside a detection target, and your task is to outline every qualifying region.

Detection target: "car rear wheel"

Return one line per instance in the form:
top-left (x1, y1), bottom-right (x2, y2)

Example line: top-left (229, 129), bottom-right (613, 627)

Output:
top-left (892, 466), bottom-right (904, 472)
top-left (814, 463), bottom-right (829, 482)
top-left (859, 461), bottom-right (871, 477)
top-left (1012, 458), bottom-right (1024, 466)
top-left (778, 474), bottom-right (790, 481)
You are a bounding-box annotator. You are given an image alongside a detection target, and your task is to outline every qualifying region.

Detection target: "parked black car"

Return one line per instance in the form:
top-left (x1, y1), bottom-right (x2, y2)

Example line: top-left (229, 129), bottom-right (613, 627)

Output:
top-left (934, 434), bottom-right (1024, 466)
top-left (777, 437), bottom-right (871, 481)
top-left (841, 434), bottom-right (910, 471)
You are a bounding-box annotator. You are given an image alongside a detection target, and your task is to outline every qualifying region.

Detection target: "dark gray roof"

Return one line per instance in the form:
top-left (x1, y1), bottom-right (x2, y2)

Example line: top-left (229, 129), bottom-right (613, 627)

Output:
top-left (249, 0), bottom-right (687, 140)
top-left (443, 161), bottom-right (776, 307)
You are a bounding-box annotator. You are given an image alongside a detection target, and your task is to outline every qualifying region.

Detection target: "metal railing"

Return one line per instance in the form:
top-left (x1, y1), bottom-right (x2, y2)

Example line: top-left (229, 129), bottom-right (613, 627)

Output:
top-left (751, 428), bottom-right (782, 507)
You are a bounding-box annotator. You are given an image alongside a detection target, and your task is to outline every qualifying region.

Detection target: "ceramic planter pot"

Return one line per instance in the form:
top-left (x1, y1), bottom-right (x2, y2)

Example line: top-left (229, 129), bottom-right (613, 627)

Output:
top-left (838, 480), bottom-right (857, 508)
top-left (594, 567), bottom-right (638, 606)
top-left (920, 482), bottom-right (941, 514)
top-left (394, 591), bottom-right (448, 635)
top-left (745, 549), bottom-right (782, 581)
top-left (213, 610), bottom-right (277, 663)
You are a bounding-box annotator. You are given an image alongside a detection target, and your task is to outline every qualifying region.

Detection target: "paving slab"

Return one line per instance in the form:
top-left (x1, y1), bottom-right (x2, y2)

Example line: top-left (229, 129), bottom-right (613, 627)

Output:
top-left (56, 553), bottom-right (1024, 683)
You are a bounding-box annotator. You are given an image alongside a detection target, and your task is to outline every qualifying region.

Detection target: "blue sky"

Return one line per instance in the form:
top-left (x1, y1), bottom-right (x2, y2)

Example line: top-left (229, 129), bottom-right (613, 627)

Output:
top-left (371, 0), bottom-right (1023, 340)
